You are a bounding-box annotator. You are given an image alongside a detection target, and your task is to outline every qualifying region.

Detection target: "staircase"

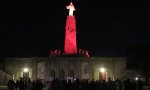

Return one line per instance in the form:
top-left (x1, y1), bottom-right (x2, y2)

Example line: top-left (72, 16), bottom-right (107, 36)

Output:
top-left (0, 69), bottom-right (12, 85)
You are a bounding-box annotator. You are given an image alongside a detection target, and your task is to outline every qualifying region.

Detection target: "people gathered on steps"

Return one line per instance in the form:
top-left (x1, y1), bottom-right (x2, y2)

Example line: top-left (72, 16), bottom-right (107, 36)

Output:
top-left (7, 77), bottom-right (143, 90)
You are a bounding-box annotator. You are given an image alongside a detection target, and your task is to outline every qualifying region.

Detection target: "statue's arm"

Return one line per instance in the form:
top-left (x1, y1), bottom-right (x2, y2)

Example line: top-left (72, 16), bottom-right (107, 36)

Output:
top-left (66, 6), bottom-right (69, 9)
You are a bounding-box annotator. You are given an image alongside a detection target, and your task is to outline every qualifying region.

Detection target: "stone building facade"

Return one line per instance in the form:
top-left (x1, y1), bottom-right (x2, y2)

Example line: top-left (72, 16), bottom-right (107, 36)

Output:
top-left (0, 56), bottom-right (127, 84)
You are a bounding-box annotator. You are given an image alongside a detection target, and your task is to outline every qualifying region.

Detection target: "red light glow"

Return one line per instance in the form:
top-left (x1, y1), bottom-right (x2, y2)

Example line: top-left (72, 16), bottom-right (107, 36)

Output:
top-left (49, 2), bottom-right (90, 58)
top-left (64, 16), bottom-right (77, 54)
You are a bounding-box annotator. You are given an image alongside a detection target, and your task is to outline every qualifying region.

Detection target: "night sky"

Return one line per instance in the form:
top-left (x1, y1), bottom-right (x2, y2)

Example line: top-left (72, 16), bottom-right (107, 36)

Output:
top-left (1, 0), bottom-right (150, 57)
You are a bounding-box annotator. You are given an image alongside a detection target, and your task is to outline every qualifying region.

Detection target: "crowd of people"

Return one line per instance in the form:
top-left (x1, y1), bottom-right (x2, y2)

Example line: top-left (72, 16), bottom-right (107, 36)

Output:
top-left (7, 77), bottom-right (143, 90)
top-left (7, 78), bottom-right (43, 90)
top-left (49, 77), bottom-right (143, 90)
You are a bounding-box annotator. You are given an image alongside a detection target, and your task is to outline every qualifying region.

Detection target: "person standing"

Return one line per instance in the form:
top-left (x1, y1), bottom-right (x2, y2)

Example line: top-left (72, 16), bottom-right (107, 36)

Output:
top-left (114, 79), bottom-right (122, 90)
top-left (15, 80), bottom-right (19, 90)
top-left (107, 77), bottom-right (114, 90)
top-left (18, 78), bottom-right (25, 90)
top-left (35, 79), bottom-right (43, 90)
top-left (137, 79), bottom-right (143, 90)
top-left (7, 79), bottom-right (15, 90)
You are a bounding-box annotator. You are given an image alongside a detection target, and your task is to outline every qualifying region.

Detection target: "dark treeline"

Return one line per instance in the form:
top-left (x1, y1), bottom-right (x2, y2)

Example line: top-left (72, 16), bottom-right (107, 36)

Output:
top-left (126, 44), bottom-right (150, 85)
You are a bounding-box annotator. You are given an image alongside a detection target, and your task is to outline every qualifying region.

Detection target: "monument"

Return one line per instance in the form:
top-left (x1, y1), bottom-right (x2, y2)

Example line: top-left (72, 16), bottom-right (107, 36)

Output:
top-left (50, 2), bottom-right (89, 58)
top-left (64, 2), bottom-right (77, 54)
top-left (0, 2), bottom-right (127, 84)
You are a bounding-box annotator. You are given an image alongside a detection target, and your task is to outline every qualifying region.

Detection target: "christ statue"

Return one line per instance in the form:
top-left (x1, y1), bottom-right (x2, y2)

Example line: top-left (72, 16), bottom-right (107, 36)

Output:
top-left (66, 2), bottom-right (76, 16)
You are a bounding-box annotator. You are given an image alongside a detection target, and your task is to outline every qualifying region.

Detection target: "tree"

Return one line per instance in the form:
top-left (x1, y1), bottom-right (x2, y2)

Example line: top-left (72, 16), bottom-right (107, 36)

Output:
top-left (126, 44), bottom-right (150, 85)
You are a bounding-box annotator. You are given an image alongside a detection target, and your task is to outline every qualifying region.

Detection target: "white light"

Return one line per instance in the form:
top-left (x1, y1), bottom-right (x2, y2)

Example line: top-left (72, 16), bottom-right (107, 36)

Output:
top-left (100, 68), bottom-right (106, 72)
top-left (135, 77), bottom-right (139, 81)
top-left (23, 68), bottom-right (28, 72)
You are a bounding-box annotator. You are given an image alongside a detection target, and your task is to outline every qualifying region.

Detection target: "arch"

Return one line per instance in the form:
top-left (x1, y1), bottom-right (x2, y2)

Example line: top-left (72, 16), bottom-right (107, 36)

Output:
top-left (60, 70), bottom-right (65, 79)
top-left (49, 70), bottom-right (55, 77)
top-left (69, 70), bottom-right (74, 78)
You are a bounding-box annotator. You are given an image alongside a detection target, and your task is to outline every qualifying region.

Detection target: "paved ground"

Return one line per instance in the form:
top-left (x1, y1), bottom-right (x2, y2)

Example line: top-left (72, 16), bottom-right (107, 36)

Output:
top-left (0, 86), bottom-right (150, 90)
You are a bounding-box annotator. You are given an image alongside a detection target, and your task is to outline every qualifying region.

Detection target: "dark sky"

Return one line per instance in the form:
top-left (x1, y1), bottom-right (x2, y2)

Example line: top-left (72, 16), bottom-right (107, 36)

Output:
top-left (0, 0), bottom-right (150, 57)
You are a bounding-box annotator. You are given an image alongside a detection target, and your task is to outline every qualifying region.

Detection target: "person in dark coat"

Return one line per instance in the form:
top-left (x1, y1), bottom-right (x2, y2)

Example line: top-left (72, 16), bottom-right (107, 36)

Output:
top-left (31, 80), bottom-right (36, 90)
top-left (123, 78), bottom-right (131, 90)
top-left (18, 78), bottom-right (25, 90)
top-left (114, 79), bottom-right (122, 90)
top-left (101, 80), bottom-right (107, 90)
top-left (73, 78), bottom-right (80, 90)
top-left (67, 79), bottom-right (73, 90)
top-left (15, 80), bottom-right (19, 90)
top-left (107, 77), bottom-right (114, 90)
top-left (59, 80), bottom-right (67, 90)
top-left (35, 79), bottom-right (43, 90)
top-left (130, 80), bottom-right (137, 90)
top-left (137, 79), bottom-right (143, 90)
top-left (89, 79), bottom-right (96, 90)
top-left (7, 79), bottom-right (15, 90)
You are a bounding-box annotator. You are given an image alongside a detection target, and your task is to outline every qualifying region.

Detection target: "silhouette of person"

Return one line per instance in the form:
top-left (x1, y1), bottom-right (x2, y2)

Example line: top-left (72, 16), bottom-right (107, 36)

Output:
top-left (107, 77), bottom-right (114, 90)
top-left (15, 80), bottom-right (19, 90)
top-left (114, 79), bottom-right (122, 90)
top-left (7, 79), bottom-right (15, 90)
top-left (137, 79), bottom-right (143, 90)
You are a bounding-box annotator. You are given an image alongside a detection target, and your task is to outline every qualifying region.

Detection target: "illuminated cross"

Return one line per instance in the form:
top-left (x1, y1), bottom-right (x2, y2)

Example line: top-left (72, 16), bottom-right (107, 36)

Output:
top-left (66, 2), bottom-right (75, 16)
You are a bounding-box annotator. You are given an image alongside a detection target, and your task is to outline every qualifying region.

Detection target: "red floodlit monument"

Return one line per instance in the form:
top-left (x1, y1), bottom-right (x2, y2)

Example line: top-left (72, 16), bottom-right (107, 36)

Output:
top-left (50, 2), bottom-right (89, 58)
top-left (64, 2), bottom-right (77, 54)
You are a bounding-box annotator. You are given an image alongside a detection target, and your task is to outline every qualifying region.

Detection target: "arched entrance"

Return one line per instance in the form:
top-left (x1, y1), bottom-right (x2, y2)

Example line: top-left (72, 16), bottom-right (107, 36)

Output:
top-left (60, 70), bottom-right (65, 80)
top-left (69, 70), bottom-right (74, 78)
top-left (99, 67), bottom-right (107, 80)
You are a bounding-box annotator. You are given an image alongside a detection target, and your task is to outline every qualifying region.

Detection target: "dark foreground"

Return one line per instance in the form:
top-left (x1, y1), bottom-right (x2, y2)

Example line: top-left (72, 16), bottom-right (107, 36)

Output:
top-left (1, 86), bottom-right (150, 90)
top-left (6, 77), bottom-right (146, 90)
